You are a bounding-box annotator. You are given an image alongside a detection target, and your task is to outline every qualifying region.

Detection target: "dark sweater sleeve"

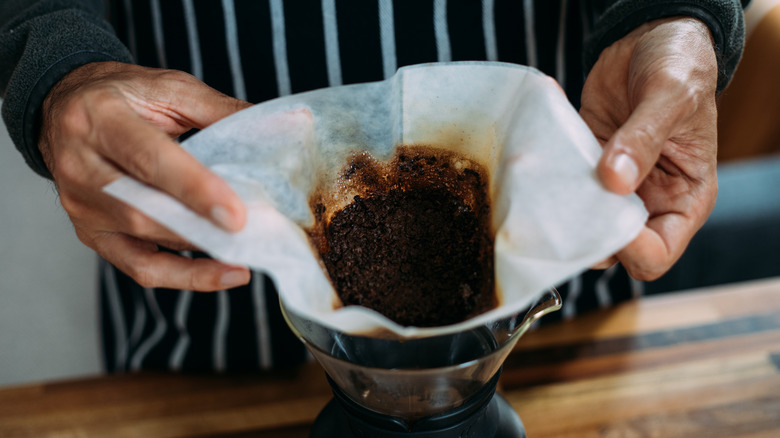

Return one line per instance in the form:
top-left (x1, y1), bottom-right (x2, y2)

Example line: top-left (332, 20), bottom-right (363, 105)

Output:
top-left (584, 0), bottom-right (750, 94)
top-left (0, 0), bottom-right (133, 179)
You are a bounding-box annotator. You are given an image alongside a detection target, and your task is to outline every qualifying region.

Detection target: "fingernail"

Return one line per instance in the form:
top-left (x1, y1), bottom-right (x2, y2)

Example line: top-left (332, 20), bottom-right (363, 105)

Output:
top-left (612, 153), bottom-right (639, 190)
top-left (220, 270), bottom-right (247, 287)
top-left (211, 205), bottom-right (237, 231)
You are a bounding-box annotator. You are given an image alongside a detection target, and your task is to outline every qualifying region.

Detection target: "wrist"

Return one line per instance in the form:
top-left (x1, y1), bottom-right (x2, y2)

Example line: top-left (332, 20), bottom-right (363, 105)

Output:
top-left (39, 61), bottom-right (130, 173)
top-left (584, 1), bottom-right (746, 94)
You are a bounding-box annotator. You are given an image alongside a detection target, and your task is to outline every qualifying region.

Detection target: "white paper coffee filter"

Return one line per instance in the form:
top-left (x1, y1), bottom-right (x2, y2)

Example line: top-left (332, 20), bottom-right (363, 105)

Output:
top-left (105, 62), bottom-right (648, 338)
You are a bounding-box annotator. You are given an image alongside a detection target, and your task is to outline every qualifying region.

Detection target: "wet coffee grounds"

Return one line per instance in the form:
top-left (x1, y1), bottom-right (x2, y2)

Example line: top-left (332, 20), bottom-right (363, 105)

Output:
top-left (308, 147), bottom-right (496, 327)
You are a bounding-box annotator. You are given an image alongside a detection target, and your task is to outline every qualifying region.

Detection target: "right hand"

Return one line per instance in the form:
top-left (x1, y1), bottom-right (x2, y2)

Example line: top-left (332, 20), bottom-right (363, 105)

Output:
top-left (580, 18), bottom-right (719, 280)
top-left (40, 61), bottom-right (252, 291)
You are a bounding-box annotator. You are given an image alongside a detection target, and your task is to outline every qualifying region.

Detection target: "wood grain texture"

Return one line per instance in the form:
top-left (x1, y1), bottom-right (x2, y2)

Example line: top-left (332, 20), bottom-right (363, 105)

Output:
top-left (1, 277), bottom-right (779, 437)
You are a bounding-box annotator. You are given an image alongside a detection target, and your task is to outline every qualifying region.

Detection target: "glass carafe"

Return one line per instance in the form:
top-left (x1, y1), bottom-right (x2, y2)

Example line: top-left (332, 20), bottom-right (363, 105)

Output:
top-left (282, 289), bottom-right (562, 422)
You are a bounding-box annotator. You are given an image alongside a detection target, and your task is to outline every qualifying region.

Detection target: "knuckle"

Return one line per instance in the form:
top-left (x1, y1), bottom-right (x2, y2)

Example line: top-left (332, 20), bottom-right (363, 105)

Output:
top-left (178, 177), bottom-right (213, 210)
top-left (82, 87), bottom-right (123, 115)
top-left (157, 69), bottom-right (199, 89)
top-left (72, 226), bottom-right (98, 251)
top-left (133, 274), bottom-right (156, 289)
top-left (187, 259), bottom-right (227, 292)
top-left (629, 263), bottom-right (666, 282)
top-left (127, 261), bottom-right (158, 289)
top-left (189, 273), bottom-right (210, 292)
top-left (630, 124), bottom-right (658, 150)
top-left (57, 87), bottom-right (122, 138)
top-left (89, 230), bottom-right (164, 289)
top-left (53, 151), bottom-right (84, 183)
top-left (57, 100), bottom-right (88, 134)
top-left (654, 68), bottom-right (703, 116)
top-left (125, 145), bottom-right (160, 183)
top-left (57, 191), bottom-right (83, 218)
top-left (188, 262), bottom-right (218, 292)
top-left (677, 84), bottom-right (701, 115)
top-left (123, 208), bottom-right (154, 237)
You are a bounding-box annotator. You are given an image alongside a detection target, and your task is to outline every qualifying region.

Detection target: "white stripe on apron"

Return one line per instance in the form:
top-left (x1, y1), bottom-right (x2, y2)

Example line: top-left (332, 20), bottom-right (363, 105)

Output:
top-left (595, 264), bottom-right (618, 308)
top-left (182, 0), bottom-right (204, 80)
top-left (322, 0), bottom-right (343, 87)
top-left (522, 0), bottom-right (537, 67)
top-left (562, 274), bottom-right (582, 320)
top-left (127, 286), bottom-right (147, 353)
top-left (150, 0), bottom-right (168, 69)
top-left (555, 0), bottom-right (568, 85)
top-left (122, 0), bottom-right (138, 61)
top-left (222, 0), bottom-right (247, 100)
top-left (252, 274), bottom-right (274, 370)
top-left (630, 277), bottom-right (644, 299)
top-left (103, 260), bottom-right (128, 371)
top-left (433, 0), bottom-right (452, 62)
top-left (169, 289), bottom-right (193, 370)
top-left (270, 0), bottom-right (292, 96)
top-left (130, 288), bottom-right (167, 371)
top-left (482, 0), bottom-right (498, 61)
top-left (378, 0), bottom-right (397, 79)
top-left (213, 290), bottom-right (230, 372)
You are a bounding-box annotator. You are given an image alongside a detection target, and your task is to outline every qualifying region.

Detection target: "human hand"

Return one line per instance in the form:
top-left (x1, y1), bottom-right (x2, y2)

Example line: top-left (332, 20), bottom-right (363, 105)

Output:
top-left (40, 61), bottom-right (252, 291)
top-left (580, 17), bottom-right (719, 280)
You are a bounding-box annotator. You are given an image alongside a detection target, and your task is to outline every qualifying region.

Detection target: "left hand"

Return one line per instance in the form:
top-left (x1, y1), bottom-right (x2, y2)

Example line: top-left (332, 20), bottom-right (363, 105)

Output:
top-left (580, 17), bottom-right (719, 281)
top-left (39, 62), bottom-right (252, 291)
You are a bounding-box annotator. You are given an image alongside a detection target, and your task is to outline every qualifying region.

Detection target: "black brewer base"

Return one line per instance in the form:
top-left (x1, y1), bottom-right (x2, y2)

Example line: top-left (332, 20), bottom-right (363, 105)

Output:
top-left (310, 371), bottom-right (525, 438)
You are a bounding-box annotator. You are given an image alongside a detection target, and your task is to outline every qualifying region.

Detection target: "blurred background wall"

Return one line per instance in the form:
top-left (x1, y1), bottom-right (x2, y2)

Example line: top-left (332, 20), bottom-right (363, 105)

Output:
top-left (0, 108), bottom-right (102, 386)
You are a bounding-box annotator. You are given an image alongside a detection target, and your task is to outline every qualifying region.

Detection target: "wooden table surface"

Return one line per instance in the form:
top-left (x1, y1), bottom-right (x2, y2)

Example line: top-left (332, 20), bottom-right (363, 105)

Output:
top-left (2, 277), bottom-right (780, 437)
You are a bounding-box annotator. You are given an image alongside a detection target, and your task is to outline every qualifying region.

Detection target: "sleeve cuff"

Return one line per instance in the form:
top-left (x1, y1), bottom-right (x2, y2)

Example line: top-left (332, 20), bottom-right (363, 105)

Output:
top-left (18, 51), bottom-right (129, 179)
top-left (584, 1), bottom-right (746, 94)
top-left (1, 5), bottom-right (134, 180)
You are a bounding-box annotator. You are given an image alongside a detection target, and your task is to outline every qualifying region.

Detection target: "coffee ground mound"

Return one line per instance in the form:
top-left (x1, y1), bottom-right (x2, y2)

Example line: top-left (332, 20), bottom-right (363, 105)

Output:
top-left (308, 147), bottom-right (496, 327)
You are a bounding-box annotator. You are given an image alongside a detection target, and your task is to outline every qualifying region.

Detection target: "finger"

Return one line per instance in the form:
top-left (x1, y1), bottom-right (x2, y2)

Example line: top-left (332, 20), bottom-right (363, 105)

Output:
top-left (60, 185), bottom-right (198, 250)
top-left (112, 66), bottom-right (251, 134)
top-left (616, 211), bottom-right (694, 281)
top-left (590, 256), bottom-right (618, 270)
top-left (157, 72), bottom-right (252, 128)
top-left (94, 232), bottom-right (250, 291)
top-left (97, 101), bottom-right (246, 232)
top-left (597, 92), bottom-right (691, 195)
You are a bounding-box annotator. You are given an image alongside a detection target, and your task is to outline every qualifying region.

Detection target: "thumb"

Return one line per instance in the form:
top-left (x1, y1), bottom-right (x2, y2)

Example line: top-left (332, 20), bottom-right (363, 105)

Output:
top-left (597, 94), bottom-right (684, 195)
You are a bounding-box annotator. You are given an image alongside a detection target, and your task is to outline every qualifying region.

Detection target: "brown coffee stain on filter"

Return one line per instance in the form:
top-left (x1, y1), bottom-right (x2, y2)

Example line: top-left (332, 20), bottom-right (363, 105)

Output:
top-left (307, 145), bottom-right (499, 328)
